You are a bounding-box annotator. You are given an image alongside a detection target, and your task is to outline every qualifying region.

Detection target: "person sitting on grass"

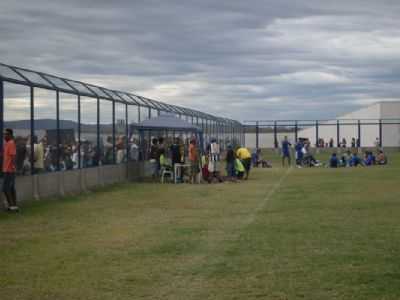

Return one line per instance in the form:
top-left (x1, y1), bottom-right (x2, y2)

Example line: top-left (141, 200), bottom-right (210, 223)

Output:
top-left (376, 150), bottom-right (387, 165)
top-left (350, 152), bottom-right (362, 167)
top-left (329, 153), bottom-right (339, 168)
top-left (363, 151), bottom-right (375, 166)
top-left (257, 149), bottom-right (272, 168)
top-left (339, 154), bottom-right (347, 167)
top-left (234, 156), bottom-right (245, 180)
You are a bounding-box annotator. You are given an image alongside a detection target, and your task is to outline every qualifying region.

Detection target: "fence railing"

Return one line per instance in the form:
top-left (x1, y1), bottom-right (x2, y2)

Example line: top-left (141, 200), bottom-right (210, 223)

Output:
top-left (0, 62), bottom-right (245, 177)
top-left (244, 119), bottom-right (400, 149)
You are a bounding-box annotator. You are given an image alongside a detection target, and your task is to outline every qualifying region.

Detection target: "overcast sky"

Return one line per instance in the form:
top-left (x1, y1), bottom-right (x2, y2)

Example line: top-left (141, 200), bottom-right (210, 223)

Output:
top-left (1, 0), bottom-right (400, 122)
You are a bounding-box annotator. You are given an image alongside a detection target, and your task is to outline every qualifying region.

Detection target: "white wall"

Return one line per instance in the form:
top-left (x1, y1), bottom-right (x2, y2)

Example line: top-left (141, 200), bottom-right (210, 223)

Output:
top-left (297, 103), bottom-right (400, 147)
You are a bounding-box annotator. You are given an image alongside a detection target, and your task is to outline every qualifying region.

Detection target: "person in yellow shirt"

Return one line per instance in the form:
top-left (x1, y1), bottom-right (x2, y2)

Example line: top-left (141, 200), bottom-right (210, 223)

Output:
top-left (236, 146), bottom-right (251, 180)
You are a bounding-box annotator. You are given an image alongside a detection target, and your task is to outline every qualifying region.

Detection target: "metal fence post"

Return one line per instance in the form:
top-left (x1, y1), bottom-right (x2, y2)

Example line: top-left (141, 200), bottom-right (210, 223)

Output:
top-left (125, 104), bottom-right (129, 162)
top-left (30, 86), bottom-right (35, 174)
top-left (336, 120), bottom-right (340, 148)
top-left (112, 100), bottom-right (116, 164)
top-left (56, 91), bottom-right (60, 171)
top-left (96, 98), bottom-right (100, 164)
top-left (0, 80), bottom-right (3, 167)
top-left (274, 121), bottom-right (278, 148)
top-left (255, 121), bottom-right (259, 149)
top-left (357, 120), bottom-right (361, 148)
top-left (315, 120), bottom-right (319, 147)
top-left (379, 119), bottom-right (383, 147)
top-left (77, 95), bottom-right (81, 169)
top-left (294, 121), bottom-right (298, 143)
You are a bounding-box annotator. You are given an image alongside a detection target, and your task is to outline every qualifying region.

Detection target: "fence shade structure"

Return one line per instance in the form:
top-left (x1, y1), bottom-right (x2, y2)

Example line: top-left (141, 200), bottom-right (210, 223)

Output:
top-left (0, 62), bottom-right (245, 177)
top-left (244, 119), bottom-right (400, 149)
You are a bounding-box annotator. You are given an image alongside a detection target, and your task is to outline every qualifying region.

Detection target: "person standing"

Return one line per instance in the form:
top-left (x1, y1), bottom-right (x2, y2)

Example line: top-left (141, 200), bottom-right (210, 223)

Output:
top-left (225, 145), bottom-right (235, 179)
top-left (170, 137), bottom-right (181, 167)
top-left (32, 136), bottom-right (44, 174)
top-left (188, 139), bottom-right (199, 184)
top-left (295, 140), bottom-right (304, 167)
top-left (281, 136), bottom-right (291, 167)
top-left (2, 128), bottom-right (18, 212)
top-left (170, 137), bottom-right (182, 181)
top-left (236, 146), bottom-right (251, 180)
top-left (149, 138), bottom-right (159, 179)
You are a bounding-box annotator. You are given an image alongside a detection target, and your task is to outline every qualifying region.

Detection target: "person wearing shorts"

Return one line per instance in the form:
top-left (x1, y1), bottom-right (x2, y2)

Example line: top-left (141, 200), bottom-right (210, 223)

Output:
top-left (2, 128), bottom-right (18, 212)
top-left (236, 146), bottom-right (251, 180)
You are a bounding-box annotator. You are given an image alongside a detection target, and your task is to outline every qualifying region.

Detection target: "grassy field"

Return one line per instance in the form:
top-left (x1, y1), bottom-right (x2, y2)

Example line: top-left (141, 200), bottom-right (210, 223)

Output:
top-left (1, 152), bottom-right (400, 299)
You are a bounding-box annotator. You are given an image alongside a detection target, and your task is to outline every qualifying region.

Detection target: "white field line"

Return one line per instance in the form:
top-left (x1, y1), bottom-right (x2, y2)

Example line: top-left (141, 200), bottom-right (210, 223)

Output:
top-left (154, 168), bottom-right (294, 297)
top-left (242, 167), bottom-right (293, 226)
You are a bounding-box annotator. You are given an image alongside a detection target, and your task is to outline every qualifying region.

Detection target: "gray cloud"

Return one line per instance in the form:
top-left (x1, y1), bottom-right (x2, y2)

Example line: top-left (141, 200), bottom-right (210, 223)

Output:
top-left (1, 0), bottom-right (400, 121)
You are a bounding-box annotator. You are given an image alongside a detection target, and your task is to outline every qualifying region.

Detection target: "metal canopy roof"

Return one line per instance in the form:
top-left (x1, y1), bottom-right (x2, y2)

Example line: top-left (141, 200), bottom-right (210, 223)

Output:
top-left (0, 62), bottom-right (236, 124)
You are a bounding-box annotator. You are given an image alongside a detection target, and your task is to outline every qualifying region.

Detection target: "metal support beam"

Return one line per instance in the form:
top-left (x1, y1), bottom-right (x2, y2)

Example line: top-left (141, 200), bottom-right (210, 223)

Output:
top-left (273, 121), bottom-right (278, 148)
top-left (0, 80), bottom-right (4, 166)
top-left (336, 120), bottom-right (340, 148)
top-left (56, 91), bottom-right (60, 171)
top-left (255, 121), bottom-right (259, 149)
top-left (112, 100), bottom-right (116, 164)
top-left (97, 98), bottom-right (100, 165)
top-left (30, 86), bottom-right (35, 174)
top-left (77, 95), bottom-right (81, 169)
top-left (125, 103), bottom-right (129, 161)
top-left (294, 121), bottom-right (298, 143)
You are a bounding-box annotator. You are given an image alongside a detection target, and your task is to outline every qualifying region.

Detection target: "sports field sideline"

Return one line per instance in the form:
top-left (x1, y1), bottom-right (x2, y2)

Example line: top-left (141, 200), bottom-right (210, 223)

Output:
top-left (1, 153), bottom-right (400, 300)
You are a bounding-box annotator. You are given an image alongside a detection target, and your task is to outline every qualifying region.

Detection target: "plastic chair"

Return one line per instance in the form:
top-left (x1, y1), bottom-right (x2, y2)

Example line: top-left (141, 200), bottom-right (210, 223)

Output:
top-left (161, 168), bottom-right (173, 183)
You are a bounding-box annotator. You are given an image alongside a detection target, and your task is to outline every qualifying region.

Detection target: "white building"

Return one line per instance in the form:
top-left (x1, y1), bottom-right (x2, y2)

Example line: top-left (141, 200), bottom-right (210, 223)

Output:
top-left (298, 102), bottom-right (400, 147)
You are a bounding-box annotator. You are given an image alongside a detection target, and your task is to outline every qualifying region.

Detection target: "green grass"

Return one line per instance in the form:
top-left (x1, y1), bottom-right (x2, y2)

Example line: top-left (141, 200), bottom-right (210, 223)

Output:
top-left (1, 152), bottom-right (400, 299)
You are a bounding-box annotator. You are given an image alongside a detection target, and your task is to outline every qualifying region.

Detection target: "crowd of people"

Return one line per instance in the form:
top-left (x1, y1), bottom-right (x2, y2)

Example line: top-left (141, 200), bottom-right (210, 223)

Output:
top-left (0, 128), bottom-right (393, 213)
top-left (316, 137), bottom-right (364, 148)
top-left (7, 133), bottom-right (141, 176)
top-left (328, 150), bottom-right (387, 168)
top-left (277, 135), bottom-right (388, 168)
top-left (147, 135), bottom-right (254, 184)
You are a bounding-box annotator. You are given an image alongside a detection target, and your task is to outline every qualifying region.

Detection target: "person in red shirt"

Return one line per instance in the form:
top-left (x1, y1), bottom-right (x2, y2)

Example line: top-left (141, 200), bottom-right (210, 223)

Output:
top-left (2, 128), bottom-right (18, 211)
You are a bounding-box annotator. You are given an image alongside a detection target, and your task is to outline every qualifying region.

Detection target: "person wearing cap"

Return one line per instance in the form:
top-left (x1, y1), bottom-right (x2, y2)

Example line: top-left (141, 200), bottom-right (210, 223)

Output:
top-left (236, 146), bottom-right (251, 180)
top-left (2, 128), bottom-right (18, 212)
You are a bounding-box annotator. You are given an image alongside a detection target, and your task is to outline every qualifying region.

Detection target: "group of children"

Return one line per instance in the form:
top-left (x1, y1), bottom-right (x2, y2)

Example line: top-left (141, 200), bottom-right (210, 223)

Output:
top-left (329, 150), bottom-right (387, 168)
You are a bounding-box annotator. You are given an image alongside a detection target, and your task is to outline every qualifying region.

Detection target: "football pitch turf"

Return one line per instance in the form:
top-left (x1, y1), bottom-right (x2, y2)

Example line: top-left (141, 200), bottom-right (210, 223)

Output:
top-left (1, 152), bottom-right (400, 299)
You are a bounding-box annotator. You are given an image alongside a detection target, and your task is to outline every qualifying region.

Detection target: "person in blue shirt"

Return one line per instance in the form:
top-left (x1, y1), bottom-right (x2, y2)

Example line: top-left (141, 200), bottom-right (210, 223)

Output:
top-left (281, 136), bottom-right (292, 167)
top-left (251, 149), bottom-right (259, 167)
top-left (329, 153), bottom-right (339, 168)
top-left (363, 151), bottom-right (376, 166)
top-left (295, 140), bottom-right (304, 167)
top-left (350, 153), bottom-right (362, 167)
